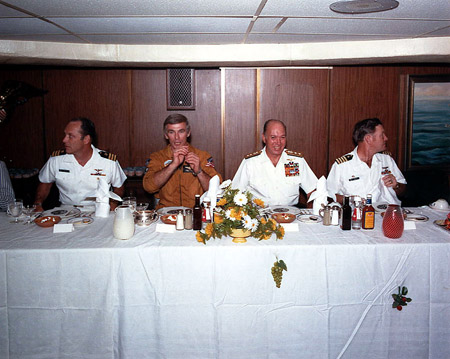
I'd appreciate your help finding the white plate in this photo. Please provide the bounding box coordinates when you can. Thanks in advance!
[157,206,190,215]
[405,214,428,222]
[268,205,301,215]
[297,214,322,223]
[67,217,94,226]
[428,205,450,212]
[43,206,81,218]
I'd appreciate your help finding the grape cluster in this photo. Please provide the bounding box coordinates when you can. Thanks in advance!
[271,259,287,288]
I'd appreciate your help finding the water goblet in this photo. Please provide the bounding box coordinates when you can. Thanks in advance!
[22,204,37,224]
[122,197,137,212]
[8,201,23,223]
[136,202,149,211]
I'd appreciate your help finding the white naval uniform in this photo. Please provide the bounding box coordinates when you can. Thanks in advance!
[39,145,126,206]
[326,147,406,205]
[232,147,318,206]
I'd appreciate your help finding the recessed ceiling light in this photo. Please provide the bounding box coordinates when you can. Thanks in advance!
[330,0,399,14]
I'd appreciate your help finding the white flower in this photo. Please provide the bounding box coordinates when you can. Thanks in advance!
[225,209,233,219]
[243,215,258,232]
[233,191,248,206]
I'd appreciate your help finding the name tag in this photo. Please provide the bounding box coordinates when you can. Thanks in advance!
[348,177,360,181]
[59,169,70,173]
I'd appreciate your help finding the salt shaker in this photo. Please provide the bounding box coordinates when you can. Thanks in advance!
[176,210,184,231]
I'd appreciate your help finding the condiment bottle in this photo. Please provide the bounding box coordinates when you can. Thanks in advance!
[193,194,203,230]
[341,195,352,230]
[202,197,211,223]
[352,195,362,230]
[176,209,184,231]
[184,209,193,230]
[362,194,375,230]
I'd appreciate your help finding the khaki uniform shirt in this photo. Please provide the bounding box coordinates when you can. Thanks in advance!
[143,145,221,209]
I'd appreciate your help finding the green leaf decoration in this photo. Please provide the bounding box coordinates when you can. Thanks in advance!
[402,286,408,295]
[278,260,288,271]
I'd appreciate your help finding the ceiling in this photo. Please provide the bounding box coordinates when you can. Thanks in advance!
[0,0,449,66]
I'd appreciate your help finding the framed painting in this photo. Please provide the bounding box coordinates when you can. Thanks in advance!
[407,74,450,171]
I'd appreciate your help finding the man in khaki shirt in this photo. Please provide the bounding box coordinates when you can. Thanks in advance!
[143,114,221,209]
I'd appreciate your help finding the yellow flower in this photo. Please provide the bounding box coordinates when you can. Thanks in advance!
[277,226,285,239]
[269,218,277,229]
[217,198,227,206]
[253,198,265,207]
[196,231,204,242]
[260,217,267,224]
[230,208,242,220]
[214,213,223,223]
[262,233,271,240]
[205,223,214,236]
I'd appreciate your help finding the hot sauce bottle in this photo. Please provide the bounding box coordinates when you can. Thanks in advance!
[193,195,203,230]
[362,194,375,230]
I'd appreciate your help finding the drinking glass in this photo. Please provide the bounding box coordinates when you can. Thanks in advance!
[136,202,149,211]
[8,201,23,223]
[122,197,137,212]
[22,204,37,224]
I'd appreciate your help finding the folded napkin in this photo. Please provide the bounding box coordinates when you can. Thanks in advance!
[95,178,123,217]
[281,223,299,232]
[53,223,74,233]
[201,175,222,208]
[308,176,328,215]
[156,223,176,233]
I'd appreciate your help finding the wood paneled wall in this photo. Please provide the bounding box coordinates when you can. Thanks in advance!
[1,64,449,187]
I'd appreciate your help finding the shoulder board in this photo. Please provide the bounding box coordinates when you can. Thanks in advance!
[379,150,392,156]
[245,150,262,159]
[99,150,117,161]
[335,154,353,164]
[51,149,66,157]
[285,150,303,158]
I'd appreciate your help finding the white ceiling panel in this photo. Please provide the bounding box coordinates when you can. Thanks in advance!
[260,0,450,19]
[82,33,246,45]
[0,17,67,34]
[1,0,263,16]
[52,17,252,34]
[275,18,450,36]
[0,0,448,65]
[246,33,402,44]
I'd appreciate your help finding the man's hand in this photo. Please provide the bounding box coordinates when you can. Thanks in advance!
[185,151,201,174]
[382,174,398,188]
[172,146,189,167]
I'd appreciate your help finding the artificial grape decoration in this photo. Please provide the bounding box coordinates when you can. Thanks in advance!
[271,259,287,288]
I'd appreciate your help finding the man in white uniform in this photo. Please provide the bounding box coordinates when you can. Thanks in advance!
[327,118,406,205]
[232,119,318,206]
[34,118,126,211]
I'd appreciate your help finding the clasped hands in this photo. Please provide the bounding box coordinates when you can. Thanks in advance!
[172,146,201,174]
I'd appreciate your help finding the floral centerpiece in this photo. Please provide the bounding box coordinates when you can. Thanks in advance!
[196,185,285,244]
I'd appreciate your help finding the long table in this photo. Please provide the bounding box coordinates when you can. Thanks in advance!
[1,207,449,359]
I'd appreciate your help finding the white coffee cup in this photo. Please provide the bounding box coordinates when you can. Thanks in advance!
[430,198,449,211]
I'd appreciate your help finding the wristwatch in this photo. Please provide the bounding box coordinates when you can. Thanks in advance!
[193,168,203,176]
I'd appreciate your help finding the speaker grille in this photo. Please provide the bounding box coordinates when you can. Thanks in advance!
[167,68,195,110]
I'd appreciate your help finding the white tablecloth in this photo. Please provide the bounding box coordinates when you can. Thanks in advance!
[0,207,449,359]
